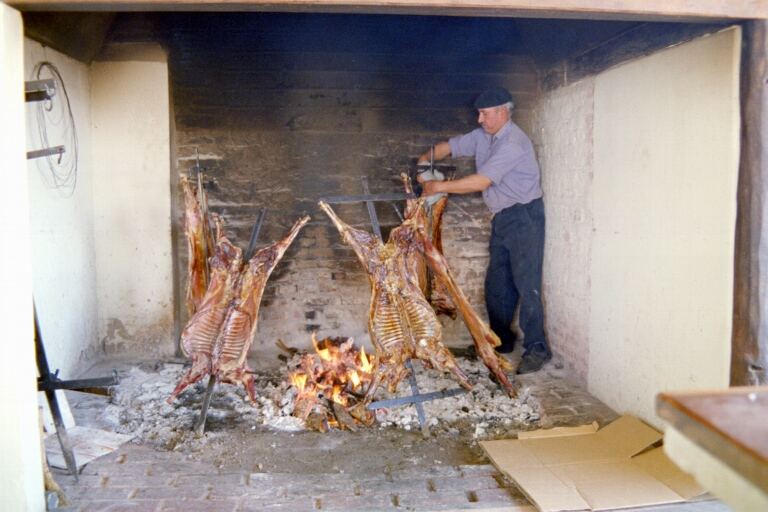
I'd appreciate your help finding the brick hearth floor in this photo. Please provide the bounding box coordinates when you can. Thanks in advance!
[49,360,730,512]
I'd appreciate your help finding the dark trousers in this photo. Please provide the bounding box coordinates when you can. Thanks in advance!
[484,198,549,356]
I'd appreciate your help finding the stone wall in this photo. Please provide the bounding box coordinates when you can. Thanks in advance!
[163,13,539,364]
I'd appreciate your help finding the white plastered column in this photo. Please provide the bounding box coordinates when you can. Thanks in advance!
[0,3,45,511]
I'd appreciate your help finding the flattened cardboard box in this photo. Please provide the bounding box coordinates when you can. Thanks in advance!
[480,415,705,511]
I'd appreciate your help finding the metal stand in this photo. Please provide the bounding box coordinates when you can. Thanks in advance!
[327,176,467,437]
[191,208,267,436]
[193,375,217,436]
[35,305,119,479]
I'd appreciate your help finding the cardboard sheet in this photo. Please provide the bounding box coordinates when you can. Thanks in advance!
[45,426,133,470]
[480,415,704,511]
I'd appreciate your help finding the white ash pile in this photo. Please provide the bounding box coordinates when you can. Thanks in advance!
[102,363,301,452]
[370,357,540,437]
[100,355,541,451]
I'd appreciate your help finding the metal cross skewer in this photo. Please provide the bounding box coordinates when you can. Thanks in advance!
[192,209,268,436]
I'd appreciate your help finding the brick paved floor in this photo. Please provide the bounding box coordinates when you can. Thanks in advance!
[49,359,730,511]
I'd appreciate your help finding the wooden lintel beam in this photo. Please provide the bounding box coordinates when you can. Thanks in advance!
[7,0,768,21]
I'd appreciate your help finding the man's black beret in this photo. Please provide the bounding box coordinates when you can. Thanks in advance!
[474,87,513,109]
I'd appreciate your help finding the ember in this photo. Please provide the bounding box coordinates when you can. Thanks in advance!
[289,334,376,431]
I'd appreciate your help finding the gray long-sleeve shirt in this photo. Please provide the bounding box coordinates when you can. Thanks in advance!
[448,121,542,214]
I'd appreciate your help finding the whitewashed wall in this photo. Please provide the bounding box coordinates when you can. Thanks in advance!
[589,27,740,423]
[533,78,595,384]
[91,44,175,358]
[1,4,44,511]
[25,40,98,378]
[534,28,740,425]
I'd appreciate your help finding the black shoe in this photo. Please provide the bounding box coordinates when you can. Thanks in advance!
[496,343,515,354]
[517,351,552,374]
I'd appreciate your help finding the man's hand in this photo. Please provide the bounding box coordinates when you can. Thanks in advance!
[415,168,430,184]
[422,180,443,197]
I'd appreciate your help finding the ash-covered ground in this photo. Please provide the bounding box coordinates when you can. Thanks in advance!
[99,355,541,455]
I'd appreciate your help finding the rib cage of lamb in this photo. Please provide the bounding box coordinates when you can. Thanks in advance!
[171,181,310,402]
[318,174,516,400]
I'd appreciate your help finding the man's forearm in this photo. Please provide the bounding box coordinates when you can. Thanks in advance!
[427,174,492,195]
[417,141,451,164]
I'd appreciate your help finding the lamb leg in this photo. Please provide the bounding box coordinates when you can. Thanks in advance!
[419,232,517,397]
[181,176,211,317]
[318,201,380,269]
[168,352,212,402]
[428,195,457,319]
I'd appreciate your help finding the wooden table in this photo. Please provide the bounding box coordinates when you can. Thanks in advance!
[656,386,768,494]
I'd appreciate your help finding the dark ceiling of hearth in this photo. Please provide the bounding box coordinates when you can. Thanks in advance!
[23,11,677,67]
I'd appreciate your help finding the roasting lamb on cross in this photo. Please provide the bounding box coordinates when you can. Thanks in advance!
[169,215,310,402]
[319,196,517,400]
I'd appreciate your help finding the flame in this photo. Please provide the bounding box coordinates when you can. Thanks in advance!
[289,335,376,431]
[359,346,373,373]
[312,332,333,361]
[331,385,346,405]
[291,373,307,391]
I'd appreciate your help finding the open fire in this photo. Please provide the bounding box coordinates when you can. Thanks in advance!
[289,334,377,431]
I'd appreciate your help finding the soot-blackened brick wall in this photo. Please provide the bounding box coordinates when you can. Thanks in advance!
[166,13,539,364]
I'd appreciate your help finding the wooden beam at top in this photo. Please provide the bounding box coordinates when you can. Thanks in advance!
[8,0,768,21]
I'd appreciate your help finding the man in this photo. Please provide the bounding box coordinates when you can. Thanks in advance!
[417,87,551,374]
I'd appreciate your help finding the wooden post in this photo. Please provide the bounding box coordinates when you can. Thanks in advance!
[732,20,768,386]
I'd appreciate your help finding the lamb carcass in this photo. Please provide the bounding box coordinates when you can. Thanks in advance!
[170,215,243,400]
[401,174,456,318]
[318,200,472,399]
[319,187,516,398]
[419,225,516,396]
[170,215,309,402]
[211,215,310,401]
[401,173,513,393]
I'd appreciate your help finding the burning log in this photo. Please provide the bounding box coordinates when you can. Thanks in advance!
[289,335,376,431]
